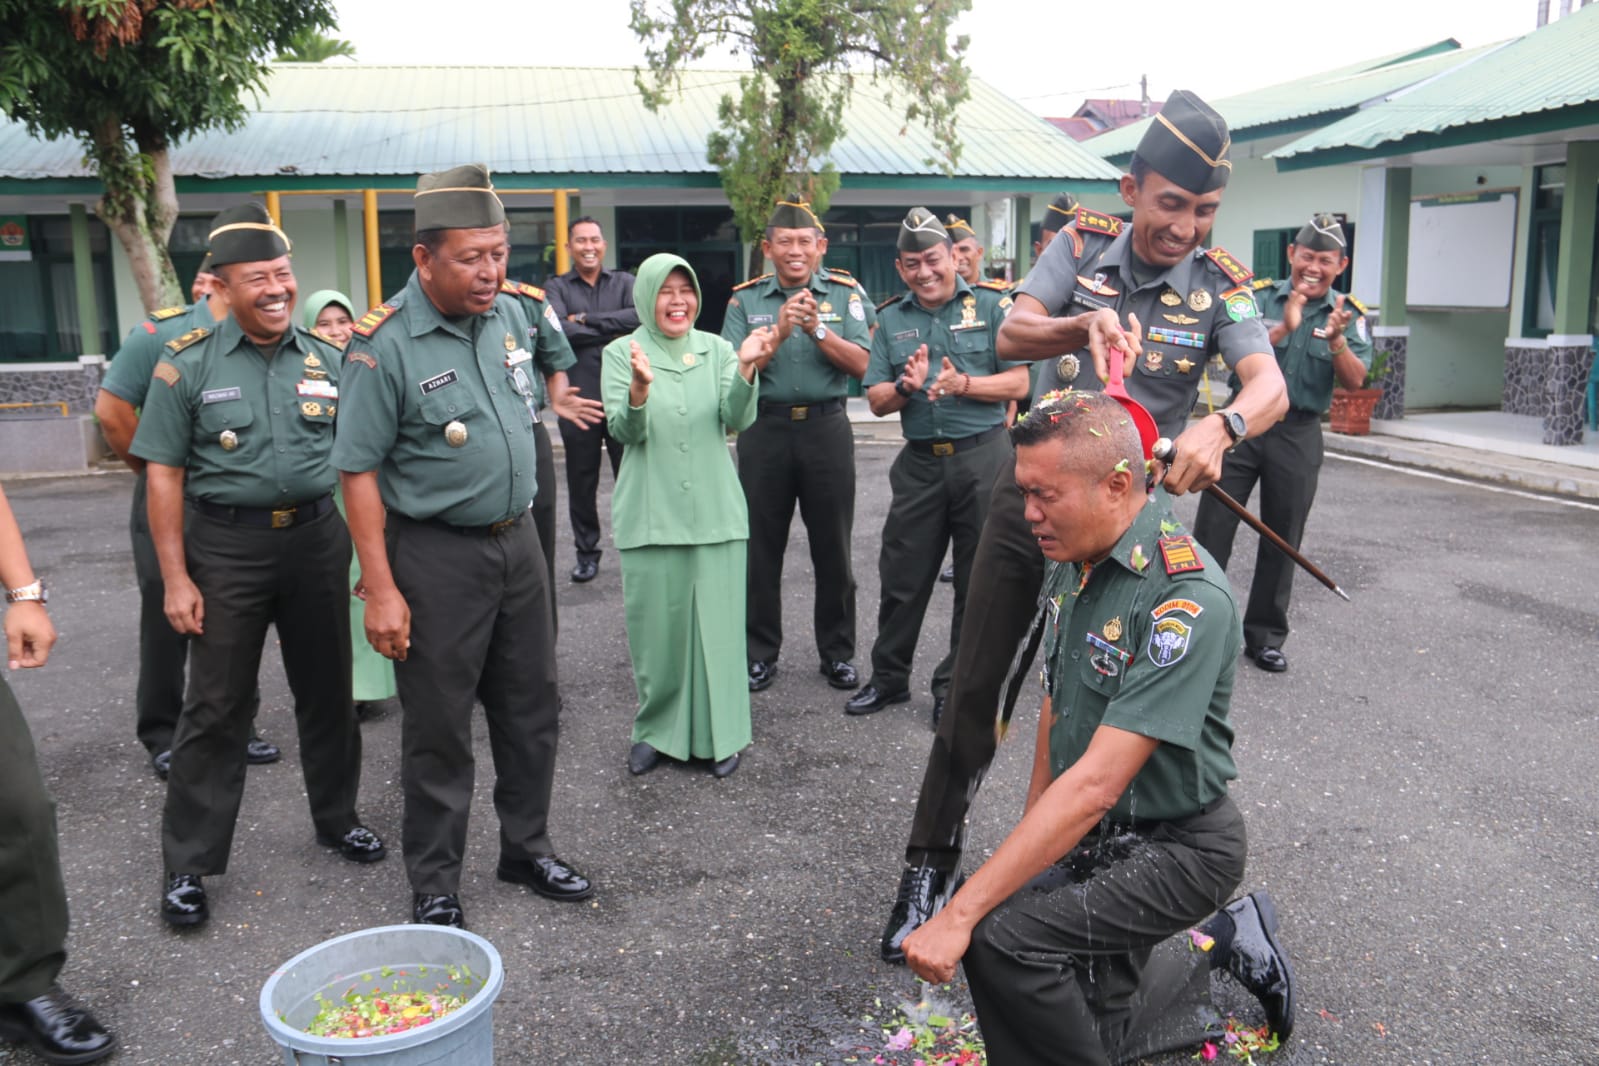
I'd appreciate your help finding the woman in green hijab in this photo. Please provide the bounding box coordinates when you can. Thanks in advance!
[602,254,776,778]
[305,290,397,713]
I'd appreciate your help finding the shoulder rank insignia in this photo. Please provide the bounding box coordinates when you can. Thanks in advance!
[732,273,773,292]
[501,280,546,301]
[1071,207,1123,237]
[1347,294,1369,315]
[876,292,905,313]
[1158,535,1205,576]
[974,278,1013,293]
[351,303,398,338]
[164,327,210,355]
[152,361,181,387]
[1251,277,1274,291]
[150,305,186,321]
[826,267,856,281]
[1202,246,1253,286]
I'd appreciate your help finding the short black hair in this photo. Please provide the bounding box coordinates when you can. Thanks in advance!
[569,215,603,239]
[1128,154,1151,188]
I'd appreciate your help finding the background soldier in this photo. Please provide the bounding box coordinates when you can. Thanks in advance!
[945,213,989,287]
[335,165,591,930]
[1193,213,1372,673]
[723,201,871,693]
[543,217,639,584]
[133,204,381,929]
[850,208,1029,721]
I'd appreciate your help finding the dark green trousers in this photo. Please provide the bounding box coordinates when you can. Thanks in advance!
[130,471,189,755]
[0,677,68,1003]
[161,506,361,873]
[963,799,1247,1066]
[387,513,562,895]
[1192,412,1323,651]
[868,429,1012,699]
[736,404,857,665]
[531,419,559,636]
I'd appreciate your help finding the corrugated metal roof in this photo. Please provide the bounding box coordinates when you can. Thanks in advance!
[1087,40,1480,161]
[0,64,1121,184]
[1272,6,1599,161]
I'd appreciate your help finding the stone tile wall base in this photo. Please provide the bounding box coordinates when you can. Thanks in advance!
[1374,335,1406,420]
[1543,344,1595,446]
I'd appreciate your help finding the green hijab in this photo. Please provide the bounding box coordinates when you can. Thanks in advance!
[633,253,703,360]
[302,289,354,333]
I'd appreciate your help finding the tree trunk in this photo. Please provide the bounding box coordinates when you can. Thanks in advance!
[91,119,181,313]
[746,243,765,279]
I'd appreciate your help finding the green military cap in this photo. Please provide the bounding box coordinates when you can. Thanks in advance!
[897,207,949,253]
[767,200,824,232]
[414,163,506,231]
[1041,193,1079,234]
[207,203,291,267]
[944,213,976,241]
[1294,212,1347,253]
[1134,89,1231,194]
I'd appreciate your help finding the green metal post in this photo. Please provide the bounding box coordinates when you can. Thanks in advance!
[68,202,102,355]
[1378,167,1410,328]
[1553,141,1598,336]
[332,199,352,300]
[1012,194,1032,281]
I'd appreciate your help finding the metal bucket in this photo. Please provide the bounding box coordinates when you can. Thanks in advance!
[259,924,504,1065]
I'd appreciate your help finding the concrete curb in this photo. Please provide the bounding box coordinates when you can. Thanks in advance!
[1325,431,1599,500]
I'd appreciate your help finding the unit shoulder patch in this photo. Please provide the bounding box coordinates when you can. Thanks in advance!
[732,273,774,292]
[150,305,186,321]
[1072,207,1123,237]
[1202,246,1253,285]
[152,361,182,387]
[501,280,546,302]
[1251,277,1275,291]
[1158,535,1206,576]
[351,303,398,338]
[163,327,210,355]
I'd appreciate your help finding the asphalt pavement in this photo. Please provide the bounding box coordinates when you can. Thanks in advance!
[2,429,1596,1065]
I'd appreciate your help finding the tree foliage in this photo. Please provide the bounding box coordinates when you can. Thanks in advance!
[0,0,336,311]
[274,28,356,63]
[631,0,971,275]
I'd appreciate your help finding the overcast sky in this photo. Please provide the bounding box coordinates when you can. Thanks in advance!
[328,0,1545,113]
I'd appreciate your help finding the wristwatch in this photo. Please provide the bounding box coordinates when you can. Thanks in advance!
[893,375,915,398]
[812,323,828,342]
[1218,409,1246,444]
[5,579,47,605]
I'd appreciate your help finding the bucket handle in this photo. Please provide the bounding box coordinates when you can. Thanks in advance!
[291,1054,342,1065]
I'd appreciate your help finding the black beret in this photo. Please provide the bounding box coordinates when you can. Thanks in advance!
[1133,90,1231,194]
[207,203,291,268]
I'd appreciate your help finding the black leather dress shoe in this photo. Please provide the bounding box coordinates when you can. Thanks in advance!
[1244,646,1288,673]
[880,865,952,963]
[748,659,778,692]
[245,734,281,765]
[938,563,955,583]
[151,749,171,780]
[0,985,117,1065]
[711,751,740,778]
[931,694,945,729]
[316,825,387,863]
[818,660,858,689]
[844,684,910,716]
[571,559,599,583]
[412,892,464,928]
[628,741,662,776]
[1220,892,1295,1041]
[496,855,594,902]
[161,873,208,928]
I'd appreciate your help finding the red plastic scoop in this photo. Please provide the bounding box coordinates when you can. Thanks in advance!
[1104,345,1159,460]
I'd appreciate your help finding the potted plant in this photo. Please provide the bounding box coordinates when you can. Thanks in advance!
[1328,351,1389,436]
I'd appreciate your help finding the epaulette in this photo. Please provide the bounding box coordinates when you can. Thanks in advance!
[732,273,773,292]
[1072,207,1123,237]
[163,327,210,355]
[826,267,856,280]
[1251,277,1274,291]
[1347,294,1369,315]
[501,280,546,302]
[150,305,186,321]
[974,279,1013,293]
[351,303,398,338]
[1202,246,1252,286]
[1158,535,1205,576]
[876,293,904,313]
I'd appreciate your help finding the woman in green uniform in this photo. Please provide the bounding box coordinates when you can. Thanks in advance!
[602,255,775,778]
[306,290,397,713]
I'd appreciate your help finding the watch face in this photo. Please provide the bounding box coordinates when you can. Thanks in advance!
[1225,412,1245,440]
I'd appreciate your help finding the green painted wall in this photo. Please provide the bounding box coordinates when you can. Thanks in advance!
[1406,309,1510,408]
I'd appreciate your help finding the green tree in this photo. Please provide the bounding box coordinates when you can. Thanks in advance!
[631,0,971,276]
[274,27,356,63]
[0,0,336,311]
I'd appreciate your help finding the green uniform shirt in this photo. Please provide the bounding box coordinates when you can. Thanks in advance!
[129,315,343,507]
[1039,500,1240,824]
[1250,279,1374,414]
[500,280,577,410]
[101,302,215,407]
[721,269,872,402]
[864,279,1020,441]
[331,271,541,527]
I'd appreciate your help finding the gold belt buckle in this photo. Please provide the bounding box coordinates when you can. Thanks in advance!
[790,405,810,421]
[270,507,295,529]
[489,516,516,535]
[931,441,955,457]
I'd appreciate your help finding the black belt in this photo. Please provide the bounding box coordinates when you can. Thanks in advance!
[1283,408,1322,422]
[393,508,528,538]
[907,423,1006,457]
[1104,792,1230,834]
[757,397,845,422]
[189,494,334,530]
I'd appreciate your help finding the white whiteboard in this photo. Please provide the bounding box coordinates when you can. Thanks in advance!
[1405,190,1518,309]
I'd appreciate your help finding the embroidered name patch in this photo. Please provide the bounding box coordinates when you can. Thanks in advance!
[893,329,919,342]
[1151,598,1204,619]
[419,369,459,395]
[201,387,242,405]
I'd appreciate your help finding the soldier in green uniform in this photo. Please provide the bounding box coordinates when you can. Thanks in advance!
[1193,213,1372,673]
[723,201,872,693]
[334,165,591,930]
[902,392,1295,1065]
[880,92,1290,963]
[132,204,383,929]
[0,486,117,1063]
[95,261,280,778]
[848,208,1030,720]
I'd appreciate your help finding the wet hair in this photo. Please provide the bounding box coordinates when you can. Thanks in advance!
[1012,390,1143,480]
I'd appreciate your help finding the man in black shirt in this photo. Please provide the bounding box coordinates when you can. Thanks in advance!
[543,217,640,583]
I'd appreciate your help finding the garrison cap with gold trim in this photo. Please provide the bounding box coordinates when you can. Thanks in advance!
[207,203,291,268]
[1294,212,1347,253]
[944,214,976,241]
[897,207,949,253]
[1041,193,1080,234]
[1134,90,1231,194]
[414,163,506,231]
[767,200,824,232]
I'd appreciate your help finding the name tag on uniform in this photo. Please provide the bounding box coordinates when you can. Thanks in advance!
[505,347,532,367]
[1071,291,1111,311]
[297,379,338,400]
[893,329,919,342]
[747,314,774,326]
[419,369,459,395]
[201,386,242,404]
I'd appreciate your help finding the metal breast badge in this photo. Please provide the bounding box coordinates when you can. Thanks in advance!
[1056,353,1080,382]
[444,420,468,447]
[219,429,238,451]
